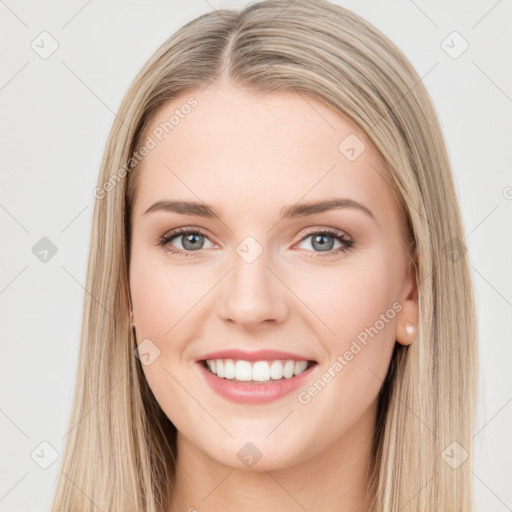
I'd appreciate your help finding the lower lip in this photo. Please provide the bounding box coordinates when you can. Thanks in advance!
[196,361,318,404]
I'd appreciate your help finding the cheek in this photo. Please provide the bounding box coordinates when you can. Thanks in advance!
[290,263,398,430]
[130,249,206,338]
[290,256,400,399]
[130,254,201,423]
[291,256,398,345]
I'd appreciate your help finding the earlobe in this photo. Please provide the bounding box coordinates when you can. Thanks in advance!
[398,320,416,346]
[397,319,416,346]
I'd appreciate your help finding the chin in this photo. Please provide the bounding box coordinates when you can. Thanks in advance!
[198,433,314,472]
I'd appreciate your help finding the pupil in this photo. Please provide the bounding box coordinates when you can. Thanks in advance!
[183,233,203,250]
[313,235,333,252]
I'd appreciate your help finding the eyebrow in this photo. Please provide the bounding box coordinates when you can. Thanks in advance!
[143,198,375,220]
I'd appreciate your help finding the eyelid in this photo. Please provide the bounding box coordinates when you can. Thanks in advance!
[161,225,212,240]
[298,225,352,240]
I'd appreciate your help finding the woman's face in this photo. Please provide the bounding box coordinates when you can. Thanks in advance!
[129,82,418,471]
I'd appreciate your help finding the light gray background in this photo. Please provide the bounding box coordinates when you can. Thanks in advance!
[1,1,511,510]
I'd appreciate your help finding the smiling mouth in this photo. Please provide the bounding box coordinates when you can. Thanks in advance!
[200,358,317,383]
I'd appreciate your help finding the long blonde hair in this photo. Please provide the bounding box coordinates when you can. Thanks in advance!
[51,1,479,510]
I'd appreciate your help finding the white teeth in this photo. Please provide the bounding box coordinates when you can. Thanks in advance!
[270,360,283,379]
[283,360,294,379]
[216,359,225,378]
[235,360,252,381]
[252,361,270,381]
[293,360,308,375]
[224,359,235,379]
[204,358,312,382]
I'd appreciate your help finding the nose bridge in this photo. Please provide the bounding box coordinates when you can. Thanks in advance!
[220,238,288,327]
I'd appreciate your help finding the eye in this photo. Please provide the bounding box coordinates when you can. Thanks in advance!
[156,226,354,258]
[156,227,215,256]
[295,227,354,258]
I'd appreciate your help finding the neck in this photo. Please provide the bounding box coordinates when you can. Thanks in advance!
[167,403,378,512]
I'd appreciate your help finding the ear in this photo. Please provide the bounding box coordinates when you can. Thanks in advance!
[396,250,419,346]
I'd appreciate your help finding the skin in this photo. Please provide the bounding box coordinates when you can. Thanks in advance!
[129,81,418,512]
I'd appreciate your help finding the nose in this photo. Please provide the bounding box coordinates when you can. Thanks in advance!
[219,248,289,330]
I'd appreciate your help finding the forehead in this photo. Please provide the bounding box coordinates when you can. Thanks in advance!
[132,83,397,225]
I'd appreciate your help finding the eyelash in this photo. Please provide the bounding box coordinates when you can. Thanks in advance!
[156,227,354,258]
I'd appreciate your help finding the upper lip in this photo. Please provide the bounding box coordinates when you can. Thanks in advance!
[196,349,317,363]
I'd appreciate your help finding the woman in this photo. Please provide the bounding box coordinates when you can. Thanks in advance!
[52,1,478,510]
